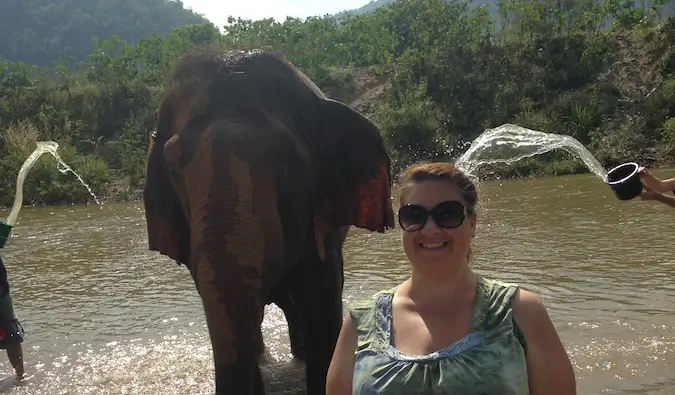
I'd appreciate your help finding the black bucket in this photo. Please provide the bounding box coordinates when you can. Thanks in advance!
[607,162,643,201]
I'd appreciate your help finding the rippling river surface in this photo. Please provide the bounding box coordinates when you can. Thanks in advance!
[0,171,673,394]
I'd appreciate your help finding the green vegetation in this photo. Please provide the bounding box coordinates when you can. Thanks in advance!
[1,0,675,207]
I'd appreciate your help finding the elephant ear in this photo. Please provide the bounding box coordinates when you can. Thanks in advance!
[312,98,395,259]
[143,100,191,267]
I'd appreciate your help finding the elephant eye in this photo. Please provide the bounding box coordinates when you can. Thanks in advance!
[150,130,157,139]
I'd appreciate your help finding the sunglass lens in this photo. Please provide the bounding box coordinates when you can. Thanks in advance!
[432,201,466,228]
[398,205,427,231]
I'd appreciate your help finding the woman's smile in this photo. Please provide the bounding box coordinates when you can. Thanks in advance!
[417,240,451,250]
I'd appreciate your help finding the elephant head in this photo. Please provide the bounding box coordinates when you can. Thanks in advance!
[143,48,394,394]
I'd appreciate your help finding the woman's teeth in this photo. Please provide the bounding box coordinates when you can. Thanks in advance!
[421,242,448,249]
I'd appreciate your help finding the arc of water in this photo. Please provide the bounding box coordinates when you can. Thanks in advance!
[454,124,608,183]
[5,141,101,226]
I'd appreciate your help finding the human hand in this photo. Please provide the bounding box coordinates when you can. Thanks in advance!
[638,167,664,192]
[640,184,662,201]
[640,190,662,200]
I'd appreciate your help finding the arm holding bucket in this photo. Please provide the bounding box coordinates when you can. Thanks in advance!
[637,168,675,207]
[640,188,675,208]
[638,168,675,193]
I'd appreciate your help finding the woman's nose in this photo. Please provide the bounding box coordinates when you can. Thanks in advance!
[419,216,442,234]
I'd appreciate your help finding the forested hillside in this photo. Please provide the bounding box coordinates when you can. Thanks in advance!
[0,0,674,207]
[344,0,670,17]
[0,0,209,66]
[344,0,498,15]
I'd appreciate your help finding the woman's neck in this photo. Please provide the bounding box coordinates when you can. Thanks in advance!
[403,264,476,304]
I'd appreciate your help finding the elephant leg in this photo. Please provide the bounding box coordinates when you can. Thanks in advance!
[254,365,266,395]
[291,229,345,395]
[187,266,271,384]
[196,271,266,395]
[274,289,306,362]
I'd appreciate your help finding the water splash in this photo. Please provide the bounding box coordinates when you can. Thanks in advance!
[455,124,608,182]
[5,141,101,226]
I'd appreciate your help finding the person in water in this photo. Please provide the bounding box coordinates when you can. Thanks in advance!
[326,162,576,394]
[0,254,24,377]
[638,167,675,208]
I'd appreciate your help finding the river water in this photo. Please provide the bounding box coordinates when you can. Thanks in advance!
[0,170,673,394]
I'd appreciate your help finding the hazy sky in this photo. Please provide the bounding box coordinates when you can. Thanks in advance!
[181,0,369,25]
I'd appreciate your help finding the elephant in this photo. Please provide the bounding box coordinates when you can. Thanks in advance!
[143,47,395,395]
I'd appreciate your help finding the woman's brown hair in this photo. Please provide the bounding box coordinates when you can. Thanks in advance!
[397,162,478,211]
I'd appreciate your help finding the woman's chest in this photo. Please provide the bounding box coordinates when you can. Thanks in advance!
[354,344,529,395]
[390,304,474,356]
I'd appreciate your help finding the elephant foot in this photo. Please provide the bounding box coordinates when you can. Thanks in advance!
[254,365,266,395]
[271,288,307,363]
[214,363,267,395]
[288,327,306,362]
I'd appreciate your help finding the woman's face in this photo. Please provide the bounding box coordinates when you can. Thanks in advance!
[399,180,476,272]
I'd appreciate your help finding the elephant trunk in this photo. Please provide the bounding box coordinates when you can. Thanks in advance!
[182,137,284,393]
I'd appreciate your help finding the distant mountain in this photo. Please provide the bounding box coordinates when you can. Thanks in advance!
[351,0,393,15]
[344,0,499,16]
[342,0,668,19]
[0,0,210,66]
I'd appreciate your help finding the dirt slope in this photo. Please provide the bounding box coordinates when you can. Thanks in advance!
[323,67,390,117]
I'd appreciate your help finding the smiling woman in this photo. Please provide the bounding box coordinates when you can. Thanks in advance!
[326,161,578,395]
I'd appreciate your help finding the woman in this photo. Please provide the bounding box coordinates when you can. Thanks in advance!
[326,162,576,394]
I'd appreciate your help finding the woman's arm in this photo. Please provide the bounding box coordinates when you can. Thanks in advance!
[640,178,675,207]
[639,169,675,193]
[654,192,675,207]
[641,190,675,208]
[513,288,577,395]
[660,177,675,192]
[326,313,358,395]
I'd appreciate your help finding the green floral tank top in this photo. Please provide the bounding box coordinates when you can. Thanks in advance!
[348,275,530,394]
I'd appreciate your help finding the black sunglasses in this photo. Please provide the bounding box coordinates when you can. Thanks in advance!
[398,200,472,232]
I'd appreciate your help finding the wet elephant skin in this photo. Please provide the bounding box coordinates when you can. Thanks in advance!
[143,48,394,395]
